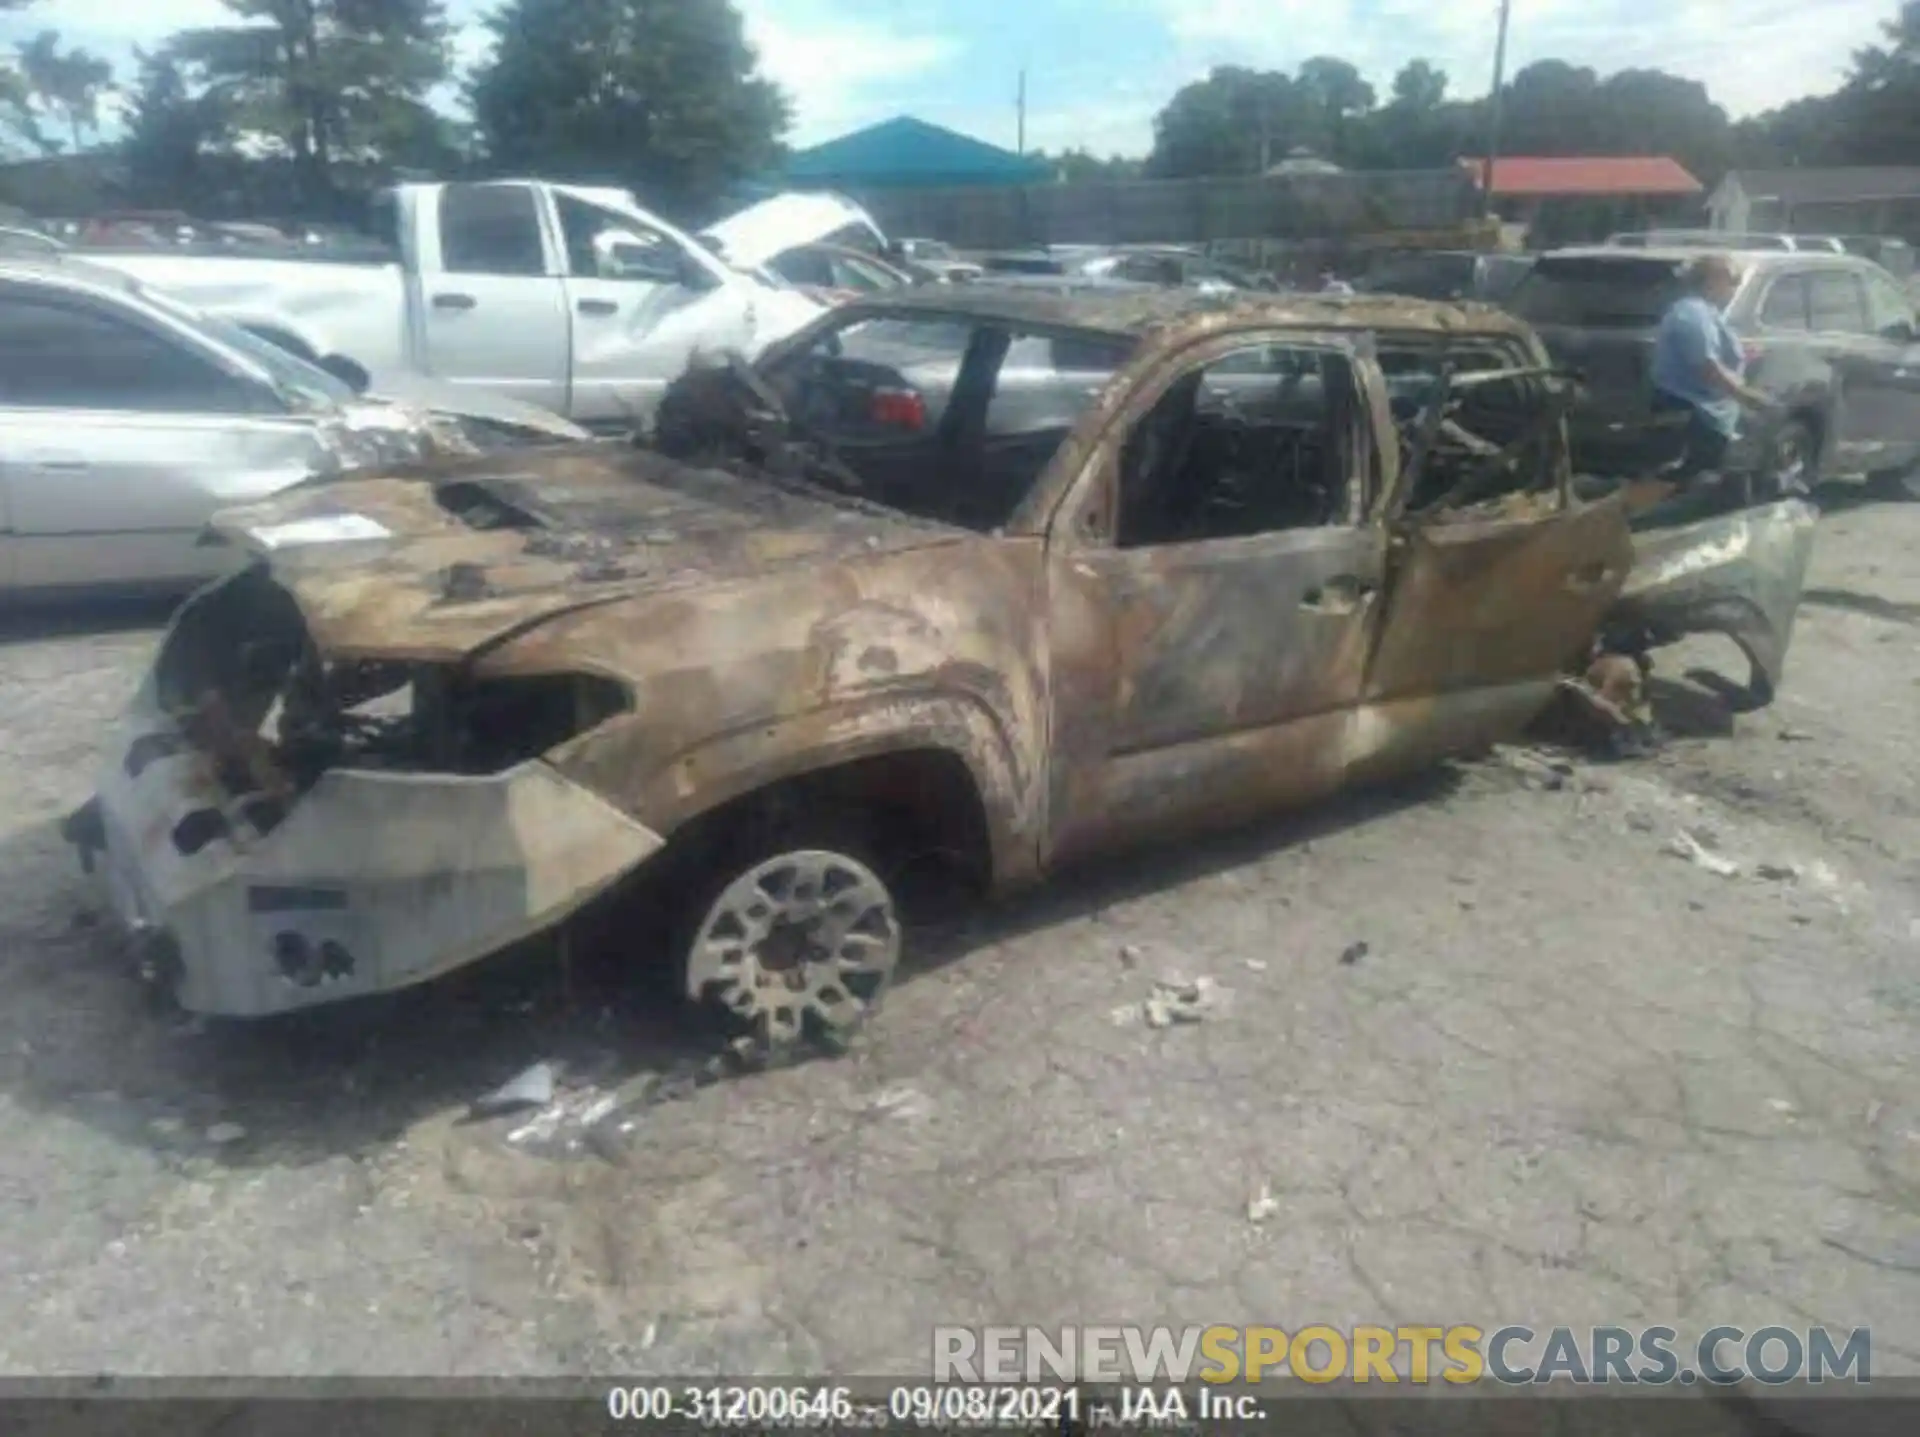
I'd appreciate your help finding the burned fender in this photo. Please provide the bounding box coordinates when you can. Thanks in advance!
[618,691,1040,890]
[1605,498,1819,706]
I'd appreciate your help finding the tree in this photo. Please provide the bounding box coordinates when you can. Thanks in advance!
[1146,66,1311,177]
[122,47,239,206]
[1390,59,1447,113]
[12,30,114,152]
[1295,55,1376,163]
[468,0,789,218]
[1036,148,1142,183]
[1352,60,1470,170]
[171,0,452,208]
[1828,0,1920,162]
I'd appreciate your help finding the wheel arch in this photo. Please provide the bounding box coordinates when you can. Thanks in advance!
[632,695,1040,893]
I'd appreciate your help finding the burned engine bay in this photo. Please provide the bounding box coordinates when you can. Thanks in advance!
[153,566,630,832]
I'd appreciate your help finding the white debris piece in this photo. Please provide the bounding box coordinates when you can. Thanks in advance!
[1247,1183,1280,1224]
[475,1061,558,1117]
[1144,977,1220,1028]
[205,1122,247,1146]
[1664,829,1741,878]
[860,1085,933,1122]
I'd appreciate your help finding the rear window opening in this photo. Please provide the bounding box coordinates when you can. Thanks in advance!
[1510,257,1688,328]
[1375,341,1565,514]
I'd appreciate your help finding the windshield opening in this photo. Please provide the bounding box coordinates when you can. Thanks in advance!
[706,313,1135,530]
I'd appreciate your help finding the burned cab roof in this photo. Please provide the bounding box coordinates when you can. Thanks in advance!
[829,284,1538,344]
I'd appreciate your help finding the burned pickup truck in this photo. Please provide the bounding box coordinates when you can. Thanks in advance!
[64,288,1816,1047]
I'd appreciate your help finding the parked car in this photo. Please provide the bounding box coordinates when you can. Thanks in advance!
[758,242,919,304]
[0,225,64,257]
[1836,235,1915,282]
[0,256,589,600]
[1508,245,1920,490]
[1352,249,1535,303]
[64,287,1814,1040]
[979,245,1260,293]
[78,181,835,431]
[892,238,984,283]
[1603,230,1847,254]
[1073,246,1258,293]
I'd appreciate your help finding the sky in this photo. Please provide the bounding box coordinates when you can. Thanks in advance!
[2,0,1905,157]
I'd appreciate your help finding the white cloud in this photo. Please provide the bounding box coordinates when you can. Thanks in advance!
[433,1,955,145]
[734,0,957,145]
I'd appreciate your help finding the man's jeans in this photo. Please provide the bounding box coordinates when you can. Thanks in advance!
[1637,390,1749,530]
[1651,389,1734,481]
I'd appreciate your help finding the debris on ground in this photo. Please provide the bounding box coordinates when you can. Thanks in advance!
[1114,977,1222,1029]
[1491,743,1576,790]
[1118,944,1143,968]
[504,1086,617,1153]
[1245,958,1269,973]
[857,1085,933,1123]
[1778,726,1814,742]
[1755,862,1799,882]
[204,1122,247,1147]
[1664,829,1741,878]
[1247,1183,1280,1224]
[1535,651,1663,759]
[473,1061,558,1118]
[1339,941,1369,967]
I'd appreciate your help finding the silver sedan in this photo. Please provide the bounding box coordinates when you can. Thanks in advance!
[0,256,591,600]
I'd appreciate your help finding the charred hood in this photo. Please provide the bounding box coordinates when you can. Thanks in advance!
[205,442,962,661]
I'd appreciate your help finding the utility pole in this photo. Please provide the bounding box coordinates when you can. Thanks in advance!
[1016,68,1027,155]
[1482,0,1513,215]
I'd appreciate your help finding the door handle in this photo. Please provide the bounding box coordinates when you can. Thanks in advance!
[576,299,618,316]
[1299,575,1378,613]
[431,292,476,310]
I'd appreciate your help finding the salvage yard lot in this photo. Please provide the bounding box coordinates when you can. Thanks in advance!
[0,496,1917,1376]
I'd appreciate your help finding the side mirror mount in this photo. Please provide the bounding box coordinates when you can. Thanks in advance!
[1881,318,1915,344]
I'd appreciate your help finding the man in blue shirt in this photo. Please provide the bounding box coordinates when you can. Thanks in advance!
[1649,253,1782,490]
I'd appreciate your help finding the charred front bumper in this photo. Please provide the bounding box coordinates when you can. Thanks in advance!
[1607,498,1819,705]
[67,570,661,1018]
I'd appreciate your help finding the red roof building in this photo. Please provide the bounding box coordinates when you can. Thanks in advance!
[1459,156,1703,198]
[1457,157,1705,245]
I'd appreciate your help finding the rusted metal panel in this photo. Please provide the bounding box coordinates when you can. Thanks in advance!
[1364,495,1636,703]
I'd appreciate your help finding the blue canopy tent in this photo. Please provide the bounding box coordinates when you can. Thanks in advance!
[780,116,1049,191]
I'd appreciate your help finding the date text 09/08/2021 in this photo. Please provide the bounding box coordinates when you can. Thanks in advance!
[600,1383,1277,1428]
[604,1383,1140,1428]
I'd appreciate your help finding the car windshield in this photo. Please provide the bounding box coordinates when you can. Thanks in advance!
[1508,256,1688,327]
[137,285,354,409]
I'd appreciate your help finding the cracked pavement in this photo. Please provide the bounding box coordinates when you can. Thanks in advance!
[0,495,1915,1379]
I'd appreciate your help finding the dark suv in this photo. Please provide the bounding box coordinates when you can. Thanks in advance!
[1508,246,1920,489]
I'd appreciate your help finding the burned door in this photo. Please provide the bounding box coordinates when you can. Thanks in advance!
[1043,333,1388,865]
[1354,354,1634,780]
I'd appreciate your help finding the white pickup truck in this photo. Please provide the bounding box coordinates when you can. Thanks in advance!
[81,181,884,429]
